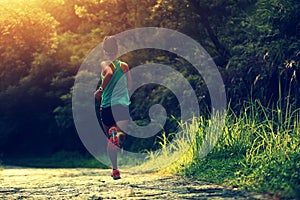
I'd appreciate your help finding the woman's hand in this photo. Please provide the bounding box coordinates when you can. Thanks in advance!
[94,89,102,100]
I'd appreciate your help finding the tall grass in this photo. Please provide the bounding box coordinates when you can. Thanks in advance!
[144,99,300,198]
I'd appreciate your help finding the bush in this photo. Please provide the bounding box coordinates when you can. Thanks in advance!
[146,100,300,198]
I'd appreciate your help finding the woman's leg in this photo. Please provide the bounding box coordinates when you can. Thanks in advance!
[103,105,129,171]
[106,120,128,170]
[101,122,109,135]
[102,122,118,170]
[116,120,128,146]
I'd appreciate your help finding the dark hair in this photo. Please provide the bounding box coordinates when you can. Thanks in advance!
[103,36,118,56]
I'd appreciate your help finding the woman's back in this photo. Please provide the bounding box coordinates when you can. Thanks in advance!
[100,60,130,108]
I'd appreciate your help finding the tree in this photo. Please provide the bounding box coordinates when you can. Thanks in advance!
[227,0,300,107]
[0,1,58,90]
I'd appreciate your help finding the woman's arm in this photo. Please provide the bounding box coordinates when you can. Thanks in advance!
[120,62,132,92]
[94,62,113,100]
[126,71,132,93]
[100,61,114,90]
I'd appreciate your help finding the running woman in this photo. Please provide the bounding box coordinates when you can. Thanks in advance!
[94,36,132,180]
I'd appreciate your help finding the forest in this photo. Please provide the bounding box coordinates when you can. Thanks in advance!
[0,0,299,198]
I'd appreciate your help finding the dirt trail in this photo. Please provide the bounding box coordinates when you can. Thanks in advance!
[1,167,270,199]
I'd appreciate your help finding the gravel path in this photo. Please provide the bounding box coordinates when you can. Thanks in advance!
[1,167,271,199]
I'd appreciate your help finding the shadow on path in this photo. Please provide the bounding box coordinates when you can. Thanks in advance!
[1,167,273,199]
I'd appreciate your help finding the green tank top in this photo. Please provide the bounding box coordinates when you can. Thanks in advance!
[101,60,131,108]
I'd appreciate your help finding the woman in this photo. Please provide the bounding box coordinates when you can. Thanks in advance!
[94,36,132,180]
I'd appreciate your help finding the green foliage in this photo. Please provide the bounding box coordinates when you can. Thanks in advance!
[156,100,300,198]
[0,2,299,190]
[225,0,300,107]
[0,1,58,90]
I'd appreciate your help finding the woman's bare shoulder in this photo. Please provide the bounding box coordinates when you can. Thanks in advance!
[101,60,111,68]
[120,61,129,73]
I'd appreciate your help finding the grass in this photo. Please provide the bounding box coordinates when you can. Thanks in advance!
[143,99,300,199]
[3,151,108,169]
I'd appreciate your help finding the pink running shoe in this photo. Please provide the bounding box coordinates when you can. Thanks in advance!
[111,169,121,180]
[108,126,120,149]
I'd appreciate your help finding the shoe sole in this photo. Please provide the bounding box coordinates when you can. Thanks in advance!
[113,176,121,180]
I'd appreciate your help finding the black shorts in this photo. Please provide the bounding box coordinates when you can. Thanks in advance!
[100,104,130,127]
